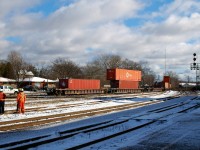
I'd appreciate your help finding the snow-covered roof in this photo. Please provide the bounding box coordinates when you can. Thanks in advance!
[25,71,34,76]
[20,77,56,82]
[179,82,196,87]
[0,77,16,82]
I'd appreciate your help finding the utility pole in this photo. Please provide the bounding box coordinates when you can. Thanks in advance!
[190,53,200,90]
[165,48,166,75]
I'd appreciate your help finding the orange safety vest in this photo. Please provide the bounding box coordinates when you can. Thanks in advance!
[0,92,6,101]
[17,92,26,103]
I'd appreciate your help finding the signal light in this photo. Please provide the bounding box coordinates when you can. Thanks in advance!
[191,53,198,71]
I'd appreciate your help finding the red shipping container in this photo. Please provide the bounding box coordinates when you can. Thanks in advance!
[110,80,139,89]
[107,69,141,81]
[59,79,100,89]
[163,76,170,83]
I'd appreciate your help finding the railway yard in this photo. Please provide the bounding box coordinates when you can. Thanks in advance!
[0,91,200,150]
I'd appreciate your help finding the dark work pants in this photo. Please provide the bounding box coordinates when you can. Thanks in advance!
[16,102,19,112]
[0,101,5,114]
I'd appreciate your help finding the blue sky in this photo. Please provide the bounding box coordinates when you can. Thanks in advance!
[1,0,200,81]
[24,0,172,28]
[27,0,61,16]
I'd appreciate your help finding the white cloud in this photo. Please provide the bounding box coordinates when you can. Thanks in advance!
[46,0,142,29]
[162,0,200,16]
[0,0,200,80]
[0,0,41,19]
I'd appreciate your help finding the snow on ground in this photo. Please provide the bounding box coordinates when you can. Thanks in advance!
[0,91,199,150]
[149,90,180,98]
[0,91,179,122]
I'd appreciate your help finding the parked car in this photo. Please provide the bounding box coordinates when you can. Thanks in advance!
[0,85,18,95]
[23,85,39,92]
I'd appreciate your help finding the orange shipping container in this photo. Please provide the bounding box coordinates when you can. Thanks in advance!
[110,80,139,89]
[59,79,100,90]
[107,69,141,81]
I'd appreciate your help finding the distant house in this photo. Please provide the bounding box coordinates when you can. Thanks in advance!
[0,77,16,87]
[179,82,196,88]
[19,77,56,89]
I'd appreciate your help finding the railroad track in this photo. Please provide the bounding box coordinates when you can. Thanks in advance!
[4,100,109,114]
[4,92,166,114]
[6,91,164,100]
[0,100,161,132]
[1,96,198,150]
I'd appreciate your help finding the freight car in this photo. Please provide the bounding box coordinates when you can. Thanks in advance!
[46,68,162,95]
[47,78,105,95]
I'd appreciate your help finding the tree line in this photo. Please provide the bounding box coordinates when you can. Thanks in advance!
[0,51,179,88]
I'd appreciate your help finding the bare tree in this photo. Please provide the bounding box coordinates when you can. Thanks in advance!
[83,54,123,86]
[83,54,144,86]
[26,63,39,77]
[82,63,101,79]
[121,59,142,70]
[37,65,51,79]
[0,60,14,78]
[7,51,27,81]
[140,61,156,86]
[50,57,82,79]
[94,54,122,69]
[165,71,180,88]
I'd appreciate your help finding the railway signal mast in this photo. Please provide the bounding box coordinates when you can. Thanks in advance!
[190,53,199,89]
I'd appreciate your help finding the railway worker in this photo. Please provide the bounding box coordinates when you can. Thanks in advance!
[0,89,6,114]
[17,88,26,114]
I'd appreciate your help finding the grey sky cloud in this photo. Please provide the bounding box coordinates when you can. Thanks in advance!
[0,0,200,81]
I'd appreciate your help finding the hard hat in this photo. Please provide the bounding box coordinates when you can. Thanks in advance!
[18,88,24,92]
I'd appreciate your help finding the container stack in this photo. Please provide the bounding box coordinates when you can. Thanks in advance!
[107,68,142,89]
[163,76,171,89]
